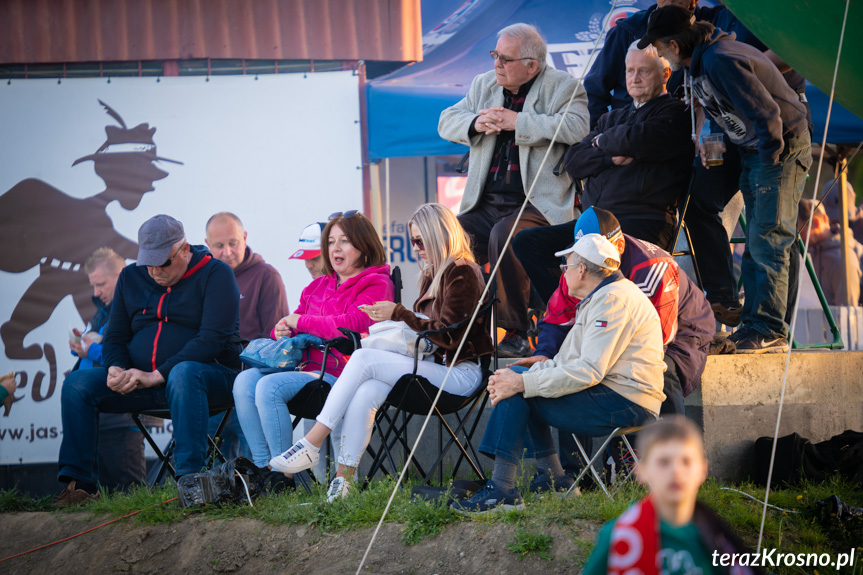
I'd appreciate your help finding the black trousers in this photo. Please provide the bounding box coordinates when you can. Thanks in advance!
[458,201,548,332]
[513,216,674,306]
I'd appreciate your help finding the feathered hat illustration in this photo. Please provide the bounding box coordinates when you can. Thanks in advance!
[73,100,182,166]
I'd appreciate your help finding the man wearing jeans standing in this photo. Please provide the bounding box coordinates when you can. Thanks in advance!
[54,215,242,506]
[641,6,812,353]
[453,234,665,514]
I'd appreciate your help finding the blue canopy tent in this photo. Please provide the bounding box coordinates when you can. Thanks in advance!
[367,0,863,161]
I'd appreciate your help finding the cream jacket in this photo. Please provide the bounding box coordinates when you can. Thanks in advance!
[438,66,589,226]
[522,273,666,415]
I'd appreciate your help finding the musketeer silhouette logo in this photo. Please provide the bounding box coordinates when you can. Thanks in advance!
[0,100,181,401]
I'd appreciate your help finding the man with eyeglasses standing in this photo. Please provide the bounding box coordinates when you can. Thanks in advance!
[53,214,243,506]
[439,23,589,358]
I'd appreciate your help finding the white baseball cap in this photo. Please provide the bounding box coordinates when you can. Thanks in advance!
[555,233,621,270]
[289,222,324,260]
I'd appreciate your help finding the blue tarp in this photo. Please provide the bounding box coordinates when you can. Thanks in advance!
[367,0,863,160]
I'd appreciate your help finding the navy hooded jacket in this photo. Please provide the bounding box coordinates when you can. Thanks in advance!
[102,244,242,378]
[583,4,784,128]
[689,29,808,165]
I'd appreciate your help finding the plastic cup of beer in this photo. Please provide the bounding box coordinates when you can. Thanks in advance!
[702,133,725,167]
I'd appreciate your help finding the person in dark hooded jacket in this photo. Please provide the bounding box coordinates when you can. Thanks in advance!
[54,215,242,507]
[641,6,811,353]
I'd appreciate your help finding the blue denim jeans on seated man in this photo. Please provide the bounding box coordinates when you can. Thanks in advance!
[232,368,337,468]
[58,361,238,484]
[739,130,812,338]
[479,366,656,465]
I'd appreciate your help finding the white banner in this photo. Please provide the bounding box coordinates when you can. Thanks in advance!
[0,72,363,464]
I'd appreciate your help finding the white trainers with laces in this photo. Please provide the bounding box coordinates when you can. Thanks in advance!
[326,476,352,503]
[269,440,319,474]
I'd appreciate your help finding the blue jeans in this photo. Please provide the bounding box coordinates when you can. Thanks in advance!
[232,368,337,467]
[739,131,812,337]
[58,362,238,483]
[479,371,655,465]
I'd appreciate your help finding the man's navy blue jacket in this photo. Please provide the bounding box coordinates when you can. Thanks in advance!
[689,30,808,165]
[564,92,694,226]
[102,245,242,378]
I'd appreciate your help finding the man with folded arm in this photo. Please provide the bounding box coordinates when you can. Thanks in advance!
[453,233,665,515]
[54,214,242,507]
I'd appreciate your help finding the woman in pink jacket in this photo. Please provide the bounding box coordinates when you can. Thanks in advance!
[233,211,394,486]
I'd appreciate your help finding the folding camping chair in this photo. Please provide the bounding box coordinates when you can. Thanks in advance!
[363,295,498,486]
[563,425,645,500]
[131,402,235,486]
[284,265,403,491]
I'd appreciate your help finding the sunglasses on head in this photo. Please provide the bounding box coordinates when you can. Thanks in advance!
[410,237,425,251]
[156,243,183,268]
[328,210,360,220]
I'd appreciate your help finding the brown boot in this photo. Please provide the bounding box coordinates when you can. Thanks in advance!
[52,481,100,509]
[710,301,742,327]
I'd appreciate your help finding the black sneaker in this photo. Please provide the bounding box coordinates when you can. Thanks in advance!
[497,332,531,358]
[730,328,789,354]
[528,472,577,494]
[451,482,525,515]
[263,470,295,494]
[710,300,742,327]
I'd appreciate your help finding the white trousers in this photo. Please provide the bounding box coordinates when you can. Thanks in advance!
[315,348,482,468]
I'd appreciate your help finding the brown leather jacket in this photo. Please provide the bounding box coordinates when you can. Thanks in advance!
[392,259,494,366]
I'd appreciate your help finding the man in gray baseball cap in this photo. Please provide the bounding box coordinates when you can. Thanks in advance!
[54,214,243,507]
[136,214,186,266]
[454,233,666,514]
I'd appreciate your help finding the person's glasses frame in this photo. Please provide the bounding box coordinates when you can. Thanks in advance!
[490,50,537,65]
[157,242,184,268]
[410,237,425,251]
[559,262,583,273]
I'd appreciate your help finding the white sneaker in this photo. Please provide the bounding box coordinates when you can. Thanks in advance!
[269,440,319,474]
[326,476,352,503]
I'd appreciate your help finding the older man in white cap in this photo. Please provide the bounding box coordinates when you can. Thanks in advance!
[454,233,666,514]
[54,214,242,507]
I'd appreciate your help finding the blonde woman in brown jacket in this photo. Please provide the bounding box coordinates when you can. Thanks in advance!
[270,203,493,501]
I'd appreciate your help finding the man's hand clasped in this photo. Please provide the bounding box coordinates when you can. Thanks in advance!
[487,367,526,407]
[107,366,165,395]
[474,107,518,135]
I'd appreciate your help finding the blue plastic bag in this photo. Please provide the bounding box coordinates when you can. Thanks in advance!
[239,333,324,372]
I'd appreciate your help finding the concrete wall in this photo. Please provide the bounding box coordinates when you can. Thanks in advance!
[686,351,863,480]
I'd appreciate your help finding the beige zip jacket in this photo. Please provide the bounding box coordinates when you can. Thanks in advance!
[438,66,589,226]
[522,273,666,415]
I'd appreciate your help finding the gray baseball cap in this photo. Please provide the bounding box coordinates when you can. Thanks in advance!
[137,215,185,266]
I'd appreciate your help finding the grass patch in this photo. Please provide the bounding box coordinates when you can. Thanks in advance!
[3,472,861,574]
[507,527,554,561]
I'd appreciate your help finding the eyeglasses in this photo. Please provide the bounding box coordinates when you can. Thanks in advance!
[490,50,536,65]
[559,262,582,273]
[328,210,360,220]
[410,237,425,251]
[156,243,183,268]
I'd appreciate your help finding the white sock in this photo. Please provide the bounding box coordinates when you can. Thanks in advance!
[299,437,320,453]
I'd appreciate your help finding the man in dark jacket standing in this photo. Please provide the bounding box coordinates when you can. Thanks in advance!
[205,212,289,340]
[641,7,811,353]
[54,215,242,506]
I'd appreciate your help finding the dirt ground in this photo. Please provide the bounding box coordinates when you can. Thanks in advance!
[0,512,600,574]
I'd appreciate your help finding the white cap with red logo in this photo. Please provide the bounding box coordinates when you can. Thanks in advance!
[289,223,324,260]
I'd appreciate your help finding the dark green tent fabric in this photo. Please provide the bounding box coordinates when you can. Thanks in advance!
[723,0,862,121]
